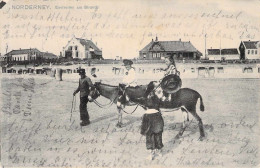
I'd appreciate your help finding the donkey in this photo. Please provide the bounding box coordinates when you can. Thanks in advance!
[89,82,206,140]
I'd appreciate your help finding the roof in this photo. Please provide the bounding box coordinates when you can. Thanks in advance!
[41,52,58,58]
[76,38,102,52]
[242,41,259,49]
[5,48,41,56]
[208,48,239,55]
[140,40,198,52]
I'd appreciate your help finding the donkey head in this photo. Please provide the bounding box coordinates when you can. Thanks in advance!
[89,82,101,100]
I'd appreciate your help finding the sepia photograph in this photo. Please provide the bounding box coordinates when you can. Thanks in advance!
[0,0,259,167]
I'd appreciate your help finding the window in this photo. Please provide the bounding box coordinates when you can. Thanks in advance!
[153,53,156,58]
[191,68,195,73]
[75,46,78,50]
[76,52,79,58]
[248,50,250,54]
[255,50,257,55]
[69,46,72,50]
[251,50,254,54]
[143,54,146,58]
[156,53,161,58]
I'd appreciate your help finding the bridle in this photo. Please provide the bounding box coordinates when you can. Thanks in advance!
[90,85,117,108]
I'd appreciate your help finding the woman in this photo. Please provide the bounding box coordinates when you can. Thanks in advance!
[162,55,179,77]
[160,55,180,100]
[142,55,179,101]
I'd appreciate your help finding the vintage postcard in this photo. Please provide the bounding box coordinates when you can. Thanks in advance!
[0,0,259,167]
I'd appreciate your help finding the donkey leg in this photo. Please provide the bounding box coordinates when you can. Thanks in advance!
[190,110,205,140]
[116,106,123,128]
[176,107,189,139]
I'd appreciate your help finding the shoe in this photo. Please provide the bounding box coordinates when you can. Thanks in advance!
[80,120,90,126]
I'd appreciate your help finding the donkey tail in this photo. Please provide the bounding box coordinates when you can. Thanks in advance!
[199,94,205,112]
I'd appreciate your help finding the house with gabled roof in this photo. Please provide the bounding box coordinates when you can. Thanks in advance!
[207,48,240,61]
[139,37,201,60]
[239,40,260,60]
[62,36,103,60]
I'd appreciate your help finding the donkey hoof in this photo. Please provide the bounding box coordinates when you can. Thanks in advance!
[175,134,180,139]
[116,123,122,128]
[198,136,205,141]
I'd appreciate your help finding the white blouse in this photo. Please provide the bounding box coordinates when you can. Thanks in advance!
[122,68,137,86]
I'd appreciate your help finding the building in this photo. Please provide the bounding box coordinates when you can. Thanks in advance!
[41,52,58,60]
[5,48,42,62]
[207,48,240,61]
[239,41,260,60]
[139,37,201,60]
[62,36,103,60]
[3,48,57,63]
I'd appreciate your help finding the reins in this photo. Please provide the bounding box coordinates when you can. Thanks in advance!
[93,98,115,108]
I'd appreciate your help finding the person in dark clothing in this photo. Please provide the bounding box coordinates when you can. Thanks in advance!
[73,69,93,126]
[141,97,164,160]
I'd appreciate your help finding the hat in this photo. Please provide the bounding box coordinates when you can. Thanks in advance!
[123,59,133,66]
[78,69,86,75]
[161,74,182,94]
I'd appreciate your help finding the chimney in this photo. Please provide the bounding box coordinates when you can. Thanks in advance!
[179,38,181,41]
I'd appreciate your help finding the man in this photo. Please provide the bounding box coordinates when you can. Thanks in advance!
[73,69,93,126]
[117,59,137,106]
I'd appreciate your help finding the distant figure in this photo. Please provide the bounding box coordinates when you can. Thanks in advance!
[91,67,97,78]
[73,69,93,126]
[141,98,164,160]
[0,1,6,9]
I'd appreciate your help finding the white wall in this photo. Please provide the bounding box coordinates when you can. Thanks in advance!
[12,54,28,61]
[63,37,86,59]
[245,49,260,60]
[208,54,239,61]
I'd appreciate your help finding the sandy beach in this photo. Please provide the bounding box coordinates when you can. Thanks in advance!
[1,70,259,167]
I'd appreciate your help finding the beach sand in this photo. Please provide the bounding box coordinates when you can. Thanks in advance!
[0,73,259,167]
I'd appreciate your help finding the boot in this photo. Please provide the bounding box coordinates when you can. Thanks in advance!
[80,120,90,126]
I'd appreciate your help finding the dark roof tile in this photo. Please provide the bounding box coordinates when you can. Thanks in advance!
[243,41,259,49]
[140,41,198,52]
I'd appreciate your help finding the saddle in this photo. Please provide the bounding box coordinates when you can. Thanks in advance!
[160,74,182,94]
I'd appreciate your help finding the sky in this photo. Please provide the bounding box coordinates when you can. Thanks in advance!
[0,0,259,59]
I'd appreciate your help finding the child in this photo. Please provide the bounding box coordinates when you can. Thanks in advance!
[141,98,164,160]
